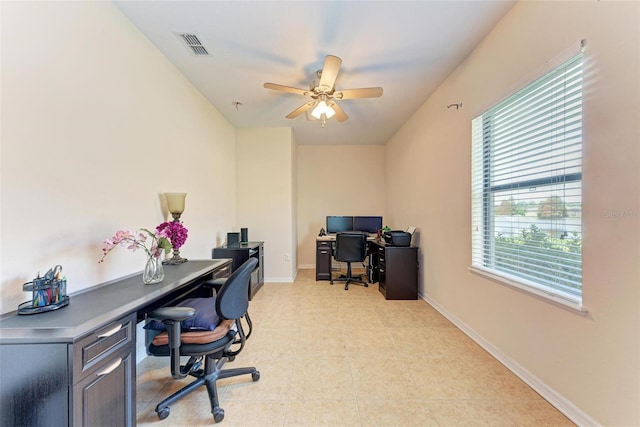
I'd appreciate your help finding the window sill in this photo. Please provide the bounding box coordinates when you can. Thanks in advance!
[469,266,588,316]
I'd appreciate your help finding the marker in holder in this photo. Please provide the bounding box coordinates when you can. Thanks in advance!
[18,265,69,315]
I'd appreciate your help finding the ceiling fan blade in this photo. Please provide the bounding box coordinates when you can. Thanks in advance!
[286,101,316,119]
[330,102,348,122]
[334,87,383,99]
[318,55,342,92]
[264,82,310,97]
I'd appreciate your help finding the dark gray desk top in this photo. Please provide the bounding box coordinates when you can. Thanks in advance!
[0,259,231,344]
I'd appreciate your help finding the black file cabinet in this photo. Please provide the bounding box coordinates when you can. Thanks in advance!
[370,241,418,300]
[212,242,264,300]
[316,239,333,281]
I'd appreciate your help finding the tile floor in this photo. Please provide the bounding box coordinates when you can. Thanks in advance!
[136,269,575,426]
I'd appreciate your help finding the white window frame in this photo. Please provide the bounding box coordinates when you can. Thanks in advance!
[470,49,585,314]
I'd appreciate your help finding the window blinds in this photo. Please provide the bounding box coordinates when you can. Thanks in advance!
[471,53,583,302]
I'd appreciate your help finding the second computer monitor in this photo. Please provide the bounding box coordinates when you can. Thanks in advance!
[353,216,383,233]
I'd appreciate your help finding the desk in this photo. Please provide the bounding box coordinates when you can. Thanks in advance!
[316,236,419,300]
[0,259,232,427]
[315,234,378,282]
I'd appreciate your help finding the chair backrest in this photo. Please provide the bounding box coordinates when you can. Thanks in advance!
[215,258,258,320]
[334,232,367,263]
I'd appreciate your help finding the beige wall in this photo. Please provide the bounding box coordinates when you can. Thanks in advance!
[296,145,386,268]
[0,1,237,314]
[236,128,297,281]
[385,1,639,425]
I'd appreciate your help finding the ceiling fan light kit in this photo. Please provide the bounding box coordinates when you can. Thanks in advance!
[264,55,382,127]
[310,96,335,120]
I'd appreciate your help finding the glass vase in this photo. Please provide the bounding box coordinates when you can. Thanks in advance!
[142,254,165,284]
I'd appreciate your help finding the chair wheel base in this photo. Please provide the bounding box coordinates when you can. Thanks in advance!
[156,406,170,420]
[252,371,261,381]
[213,408,225,423]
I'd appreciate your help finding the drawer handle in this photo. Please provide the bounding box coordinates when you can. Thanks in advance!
[98,324,123,338]
[97,358,122,376]
[379,268,385,273]
[320,250,328,254]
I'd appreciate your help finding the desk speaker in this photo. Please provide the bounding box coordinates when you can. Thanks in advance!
[240,228,248,243]
[227,232,240,246]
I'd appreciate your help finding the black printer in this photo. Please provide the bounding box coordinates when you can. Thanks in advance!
[383,230,412,247]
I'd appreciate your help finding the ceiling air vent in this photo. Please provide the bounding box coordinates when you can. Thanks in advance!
[176,33,210,57]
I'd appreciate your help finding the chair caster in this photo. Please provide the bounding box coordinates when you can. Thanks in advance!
[156,406,170,420]
[213,408,225,423]
[252,370,261,381]
[228,355,236,362]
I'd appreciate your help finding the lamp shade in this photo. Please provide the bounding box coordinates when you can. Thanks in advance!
[165,193,187,214]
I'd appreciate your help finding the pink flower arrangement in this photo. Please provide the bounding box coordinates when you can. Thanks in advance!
[156,221,188,249]
[99,229,172,263]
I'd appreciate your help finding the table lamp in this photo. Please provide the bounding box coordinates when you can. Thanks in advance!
[164,192,188,264]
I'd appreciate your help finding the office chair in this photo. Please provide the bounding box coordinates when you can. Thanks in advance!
[147,258,260,423]
[331,231,369,290]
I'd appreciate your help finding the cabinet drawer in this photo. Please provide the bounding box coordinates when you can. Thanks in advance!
[316,241,332,250]
[72,346,134,427]
[316,247,332,256]
[74,313,135,381]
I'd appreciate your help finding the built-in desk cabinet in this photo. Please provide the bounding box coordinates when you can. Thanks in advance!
[0,343,69,427]
[369,241,419,300]
[72,313,136,427]
[212,242,264,300]
[0,312,136,427]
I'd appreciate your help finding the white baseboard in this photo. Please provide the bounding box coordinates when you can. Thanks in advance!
[264,277,295,283]
[421,294,601,427]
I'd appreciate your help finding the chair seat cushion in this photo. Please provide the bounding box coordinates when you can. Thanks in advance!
[151,319,236,346]
[144,297,220,332]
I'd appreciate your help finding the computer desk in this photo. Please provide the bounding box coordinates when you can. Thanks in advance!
[0,259,232,427]
[316,234,419,300]
[315,233,378,282]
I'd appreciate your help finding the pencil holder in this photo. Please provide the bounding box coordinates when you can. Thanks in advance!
[18,268,69,315]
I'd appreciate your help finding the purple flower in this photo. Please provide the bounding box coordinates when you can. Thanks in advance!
[156,222,189,249]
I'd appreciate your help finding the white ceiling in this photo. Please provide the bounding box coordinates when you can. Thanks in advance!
[114,1,515,146]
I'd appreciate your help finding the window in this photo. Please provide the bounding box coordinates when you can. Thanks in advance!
[471,53,583,307]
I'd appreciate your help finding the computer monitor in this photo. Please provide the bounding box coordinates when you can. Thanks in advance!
[326,216,354,234]
[353,216,383,233]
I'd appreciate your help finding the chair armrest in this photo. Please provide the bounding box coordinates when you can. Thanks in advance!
[149,306,196,323]
[149,307,196,353]
[204,278,227,293]
[149,307,196,380]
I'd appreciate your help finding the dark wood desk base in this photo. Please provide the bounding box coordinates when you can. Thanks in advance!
[315,237,419,300]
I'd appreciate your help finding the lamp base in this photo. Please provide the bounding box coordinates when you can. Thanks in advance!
[162,248,187,265]
[162,256,187,265]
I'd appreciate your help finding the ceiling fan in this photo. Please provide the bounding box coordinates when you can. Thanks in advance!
[264,55,383,127]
